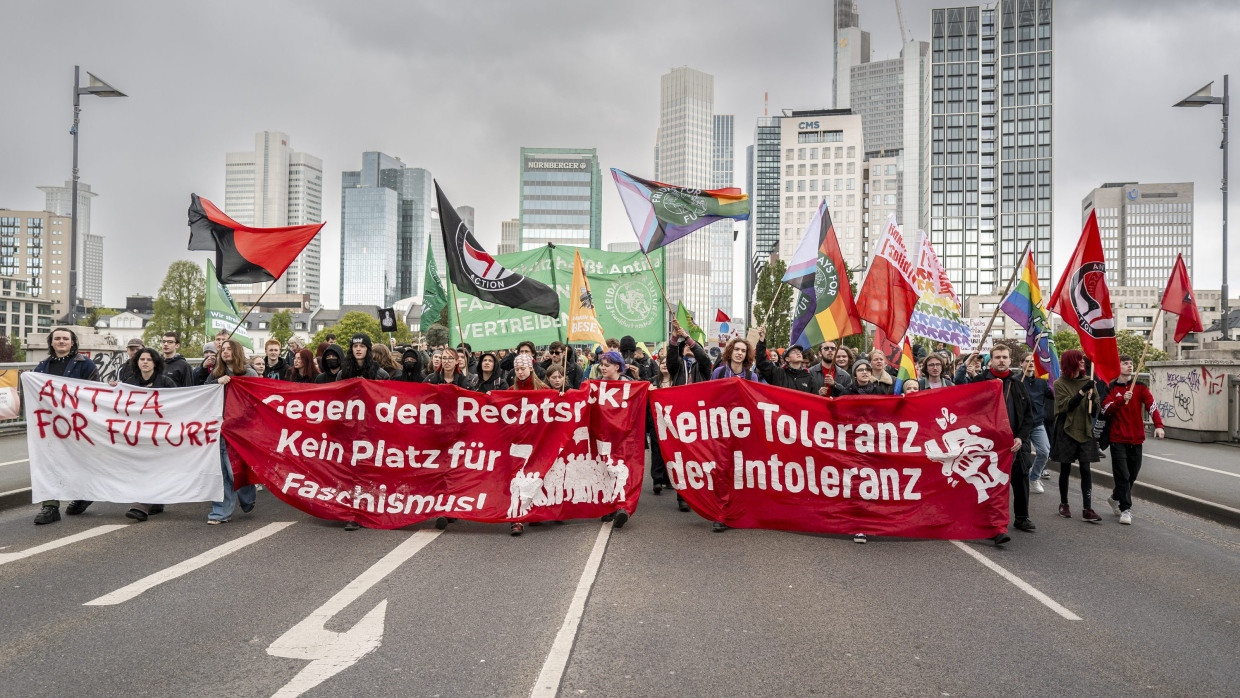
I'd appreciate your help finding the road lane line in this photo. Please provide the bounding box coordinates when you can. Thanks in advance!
[269,529,443,698]
[84,521,296,606]
[0,487,31,498]
[950,540,1082,621]
[0,525,128,566]
[0,458,29,467]
[531,521,614,698]
[1146,454,1240,478]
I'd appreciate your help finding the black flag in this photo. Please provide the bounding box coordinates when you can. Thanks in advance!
[378,307,397,332]
[435,182,559,317]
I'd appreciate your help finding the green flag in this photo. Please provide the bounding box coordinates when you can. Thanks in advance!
[204,259,253,350]
[675,301,707,346]
[420,247,447,334]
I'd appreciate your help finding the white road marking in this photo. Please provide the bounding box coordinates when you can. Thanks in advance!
[950,540,1082,621]
[0,458,29,467]
[84,521,296,606]
[531,521,614,698]
[0,525,128,567]
[1146,454,1240,479]
[0,487,31,498]
[268,529,442,698]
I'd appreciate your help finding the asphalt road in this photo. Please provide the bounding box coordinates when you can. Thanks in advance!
[1,443,1238,697]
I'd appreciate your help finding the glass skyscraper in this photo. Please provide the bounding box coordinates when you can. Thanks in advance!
[518,148,601,250]
[929,1,1053,297]
[711,114,736,317]
[748,116,783,303]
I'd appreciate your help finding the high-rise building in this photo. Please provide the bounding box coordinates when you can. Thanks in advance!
[498,218,521,255]
[778,110,867,269]
[518,148,601,250]
[833,0,870,110]
[1082,182,1194,288]
[0,210,73,317]
[748,116,783,303]
[607,241,640,254]
[37,180,104,306]
[224,131,323,304]
[655,67,715,316]
[929,2,1054,298]
[710,114,736,317]
[339,152,435,307]
[456,206,475,234]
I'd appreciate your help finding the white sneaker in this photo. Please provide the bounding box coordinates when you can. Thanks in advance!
[853,533,867,544]
[1030,479,1045,494]
[1120,510,1132,525]
[1108,497,1122,516]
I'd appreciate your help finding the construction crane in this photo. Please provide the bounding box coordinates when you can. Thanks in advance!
[894,0,914,42]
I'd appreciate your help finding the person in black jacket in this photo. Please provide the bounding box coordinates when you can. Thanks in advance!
[314,344,346,383]
[159,331,193,387]
[970,343,1035,542]
[754,326,822,395]
[287,348,318,383]
[392,347,425,383]
[32,327,101,525]
[1018,352,1055,492]
[539,341,583,389]
[666,322,711,385]
[473,352,509,393]
[841,359,886,396]
[121,347,179,522]
[339,334,389,381]
[628,343,656,383]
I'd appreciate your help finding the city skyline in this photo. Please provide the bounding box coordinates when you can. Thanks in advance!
[2,1,1239,312]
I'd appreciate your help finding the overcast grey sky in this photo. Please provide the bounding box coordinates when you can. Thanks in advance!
[3,0,1239,311]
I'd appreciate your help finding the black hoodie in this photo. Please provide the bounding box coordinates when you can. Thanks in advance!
[314,345,347,383]
[162,353,193,387]
[392,349,425,383]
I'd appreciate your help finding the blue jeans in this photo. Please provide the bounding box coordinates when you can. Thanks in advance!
[209,440,255,521]
[1027,425,1050,481]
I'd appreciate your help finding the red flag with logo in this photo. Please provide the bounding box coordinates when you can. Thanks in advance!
[856,216,919,342]
[1161,253,1204,343]
[1049,210,1121,382]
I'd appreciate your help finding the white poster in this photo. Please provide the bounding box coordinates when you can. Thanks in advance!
[23,373,225,503]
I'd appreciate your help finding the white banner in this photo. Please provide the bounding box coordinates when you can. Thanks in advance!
[23,373,225,503]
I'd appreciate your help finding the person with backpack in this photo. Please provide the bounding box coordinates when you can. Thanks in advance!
[710,337,764,382]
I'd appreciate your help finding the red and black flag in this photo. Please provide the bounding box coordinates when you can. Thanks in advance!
[435,182,558,317]
[188,194,324,284]
[1049,210,1121,382]
[1161,253,1203,343]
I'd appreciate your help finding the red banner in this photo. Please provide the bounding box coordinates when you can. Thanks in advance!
[223,378,648,529]
[650,380,1014,539]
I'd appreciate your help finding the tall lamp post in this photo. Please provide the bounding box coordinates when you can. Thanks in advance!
[69,65,126,322]
[1174,76,1230,340]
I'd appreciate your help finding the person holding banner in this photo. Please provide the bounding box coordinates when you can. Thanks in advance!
[545,366,567,394]
[594,350,632,530]
[288,348,317,383]
[867,350,897,395]
[710,337,763,382]
[509,353,549,391]
[754,327,821,394]
[1051,350,1103,522]
[120,347,180,522]
[32,327,100,525]
[969,343,1035,539]
[314,344,346,383]
[840,359,886,396]
[207,339,258,525]
[540,341,582,389]
[473,352,509,393]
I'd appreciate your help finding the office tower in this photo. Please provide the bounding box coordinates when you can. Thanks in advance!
[777,110,867,269]
[929,2,1054,297]
[655,66,714,316]
[0,210,72,317]
[1082,182,1194,287]
[339,152,434,307]
[498,218,521,255]
[37,180,103,306]
[518,148,602,250]
[833,0,870,110]
[607,241,640,254]
[224,131,323,303]
[711,114,736,317]
[748,116,782,303]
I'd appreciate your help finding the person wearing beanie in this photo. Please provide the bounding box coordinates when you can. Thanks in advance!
[509,353,549,390]
[339,333,389,381]
[193,342,220,385]
[841,359,886,396]
[753,327,822,395]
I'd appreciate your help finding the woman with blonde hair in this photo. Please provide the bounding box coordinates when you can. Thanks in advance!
[207,339,258,524]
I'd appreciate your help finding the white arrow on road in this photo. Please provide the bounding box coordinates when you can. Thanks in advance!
[267,529,442,698]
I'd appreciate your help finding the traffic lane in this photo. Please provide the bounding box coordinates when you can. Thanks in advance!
[561,492,1122,697]
[0,494,440,697]
[1077,441,1240,518]
[0,433,30,496]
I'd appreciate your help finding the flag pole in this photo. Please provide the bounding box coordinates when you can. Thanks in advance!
[447,281,468,350]
[974,241,1032,354]
[1136,306,1164,373]
[225,281,276,343]
[760,283,787,327]
[641,250,675,317]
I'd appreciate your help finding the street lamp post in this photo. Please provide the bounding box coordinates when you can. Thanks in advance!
[69,65,126,322]
[1175,76,1230,340]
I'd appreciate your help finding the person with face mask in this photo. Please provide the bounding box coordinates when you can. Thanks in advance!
[391,347,425,383]
[314,344,346,383]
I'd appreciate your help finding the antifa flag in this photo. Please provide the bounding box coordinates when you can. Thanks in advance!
[435,183,559,317]
[1049,210,1120,382]
[188,194,324,284]
[1161,253,1203,343]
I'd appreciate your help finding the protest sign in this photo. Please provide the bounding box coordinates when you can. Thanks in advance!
[23,373,224,503]
[223,377,648,529]
[649,379,1014,539]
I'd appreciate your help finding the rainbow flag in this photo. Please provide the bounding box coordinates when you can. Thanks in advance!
[612,169,750,253]
[786,199,863,348]
[897,338,918,382]
[1000,249,1060,381]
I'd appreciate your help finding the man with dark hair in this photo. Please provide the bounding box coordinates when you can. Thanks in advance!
[540,340,583,389]
[159,331,193,387]
[970,342,1034,543]
[807,340,852,396]
[339,334,389,381]
[1101,354,1165,525]
[325,333,337,345]
[33,327,100,525]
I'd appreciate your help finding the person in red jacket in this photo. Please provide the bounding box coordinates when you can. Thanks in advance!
[1100,354,1165,525]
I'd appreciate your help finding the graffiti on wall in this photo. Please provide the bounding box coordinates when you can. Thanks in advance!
[1157,369,1200,423]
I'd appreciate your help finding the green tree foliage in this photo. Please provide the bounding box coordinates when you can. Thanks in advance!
[268,310,294,347]
[310,311,384,349]
[1051,329,1080,355]
[78,307,118,328]
[1115,330,1167,370]
[143,261,205,350]
[0,336,22,362]
[425,323,450,349]
[751,259,791,349]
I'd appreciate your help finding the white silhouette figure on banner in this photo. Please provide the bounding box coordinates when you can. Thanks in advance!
[923,424,1008,503]
[506,426,628,516]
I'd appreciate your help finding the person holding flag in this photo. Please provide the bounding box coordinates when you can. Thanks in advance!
[969,343,1036,541]
[1049,210,1120,383]
[1100,355,1166,525]
[1052,349,1104,523]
